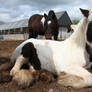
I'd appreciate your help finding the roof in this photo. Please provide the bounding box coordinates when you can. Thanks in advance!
[0,19,28,30]
[56,11,72,26]
[0,11,72,30]
[56,11,65,19]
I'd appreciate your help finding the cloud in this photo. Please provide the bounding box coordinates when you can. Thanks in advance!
[0,0,92,22]
[0,13,12,22]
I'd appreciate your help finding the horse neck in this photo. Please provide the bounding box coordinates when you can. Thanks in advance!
[68,17,87,47]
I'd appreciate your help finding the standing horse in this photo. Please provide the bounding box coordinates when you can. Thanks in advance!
[44,10,59,40]
[9,8,92,88]
[28,10,59,40]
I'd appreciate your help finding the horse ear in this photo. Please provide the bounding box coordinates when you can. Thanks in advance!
[44,13,47,19]
[48,10,56,19]
[80,8,89,17]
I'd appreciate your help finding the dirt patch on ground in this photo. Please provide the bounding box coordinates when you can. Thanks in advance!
[0,40,92,92]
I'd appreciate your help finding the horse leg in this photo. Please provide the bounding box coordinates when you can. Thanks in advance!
[29,34,32,38]
[11,42,41,87]
[33,33,38,39]
[12,64,37,88]
[29,30,38,39]
[29,29,33,38]
[10,55,28,76]
[54,32,58,40]
[58,66,92,88]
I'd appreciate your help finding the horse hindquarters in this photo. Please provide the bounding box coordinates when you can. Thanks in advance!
[58,66,92,88]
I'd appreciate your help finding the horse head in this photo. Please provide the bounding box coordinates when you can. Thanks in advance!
[44,10,59,40]
[80,8,92,47]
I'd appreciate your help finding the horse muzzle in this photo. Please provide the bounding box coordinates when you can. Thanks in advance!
[45,34,53,40]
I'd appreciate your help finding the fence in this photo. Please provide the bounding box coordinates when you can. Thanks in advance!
[2,33,29,40]
[1,29,72,40]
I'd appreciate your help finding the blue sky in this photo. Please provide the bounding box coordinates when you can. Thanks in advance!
[0,0,91,23]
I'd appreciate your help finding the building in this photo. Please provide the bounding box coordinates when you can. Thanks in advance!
[56,11,72,40]
[0,19,29,40]
[0,11,72,40]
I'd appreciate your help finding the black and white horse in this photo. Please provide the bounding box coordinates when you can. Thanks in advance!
[10,8,92,88]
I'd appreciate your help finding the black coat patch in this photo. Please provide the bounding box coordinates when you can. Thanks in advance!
[86,21,92,42]
[86,43,92,55]
[21,63,30,69]
[86,43,92,62]
[21,42,41,70]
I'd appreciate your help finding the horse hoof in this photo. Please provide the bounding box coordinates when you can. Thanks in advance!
[12,69,36,88]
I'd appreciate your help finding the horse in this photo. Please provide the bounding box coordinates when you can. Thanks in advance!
[28,10,59,40]
[9,8,92,88]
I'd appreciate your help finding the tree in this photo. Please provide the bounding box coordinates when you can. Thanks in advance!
[72,20,79,24]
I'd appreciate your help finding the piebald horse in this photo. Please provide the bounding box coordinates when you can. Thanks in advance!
[10,8,92,88]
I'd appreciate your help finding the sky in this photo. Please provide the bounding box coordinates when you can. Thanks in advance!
[0,0,91,23]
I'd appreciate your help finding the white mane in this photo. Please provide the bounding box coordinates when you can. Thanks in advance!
[68,17,87,45]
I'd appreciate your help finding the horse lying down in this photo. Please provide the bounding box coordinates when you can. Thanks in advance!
[10,8,92,88]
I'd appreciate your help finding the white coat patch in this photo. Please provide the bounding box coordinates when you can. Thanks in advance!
[48,21,51,25]
[41,17,45,27]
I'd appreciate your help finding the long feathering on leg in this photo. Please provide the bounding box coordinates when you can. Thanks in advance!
[12,69,39,88]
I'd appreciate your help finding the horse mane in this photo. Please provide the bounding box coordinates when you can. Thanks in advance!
[48,10,58,23]
[67,17,87,47]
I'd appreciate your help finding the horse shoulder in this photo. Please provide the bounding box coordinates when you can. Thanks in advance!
[11,39,35,62]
